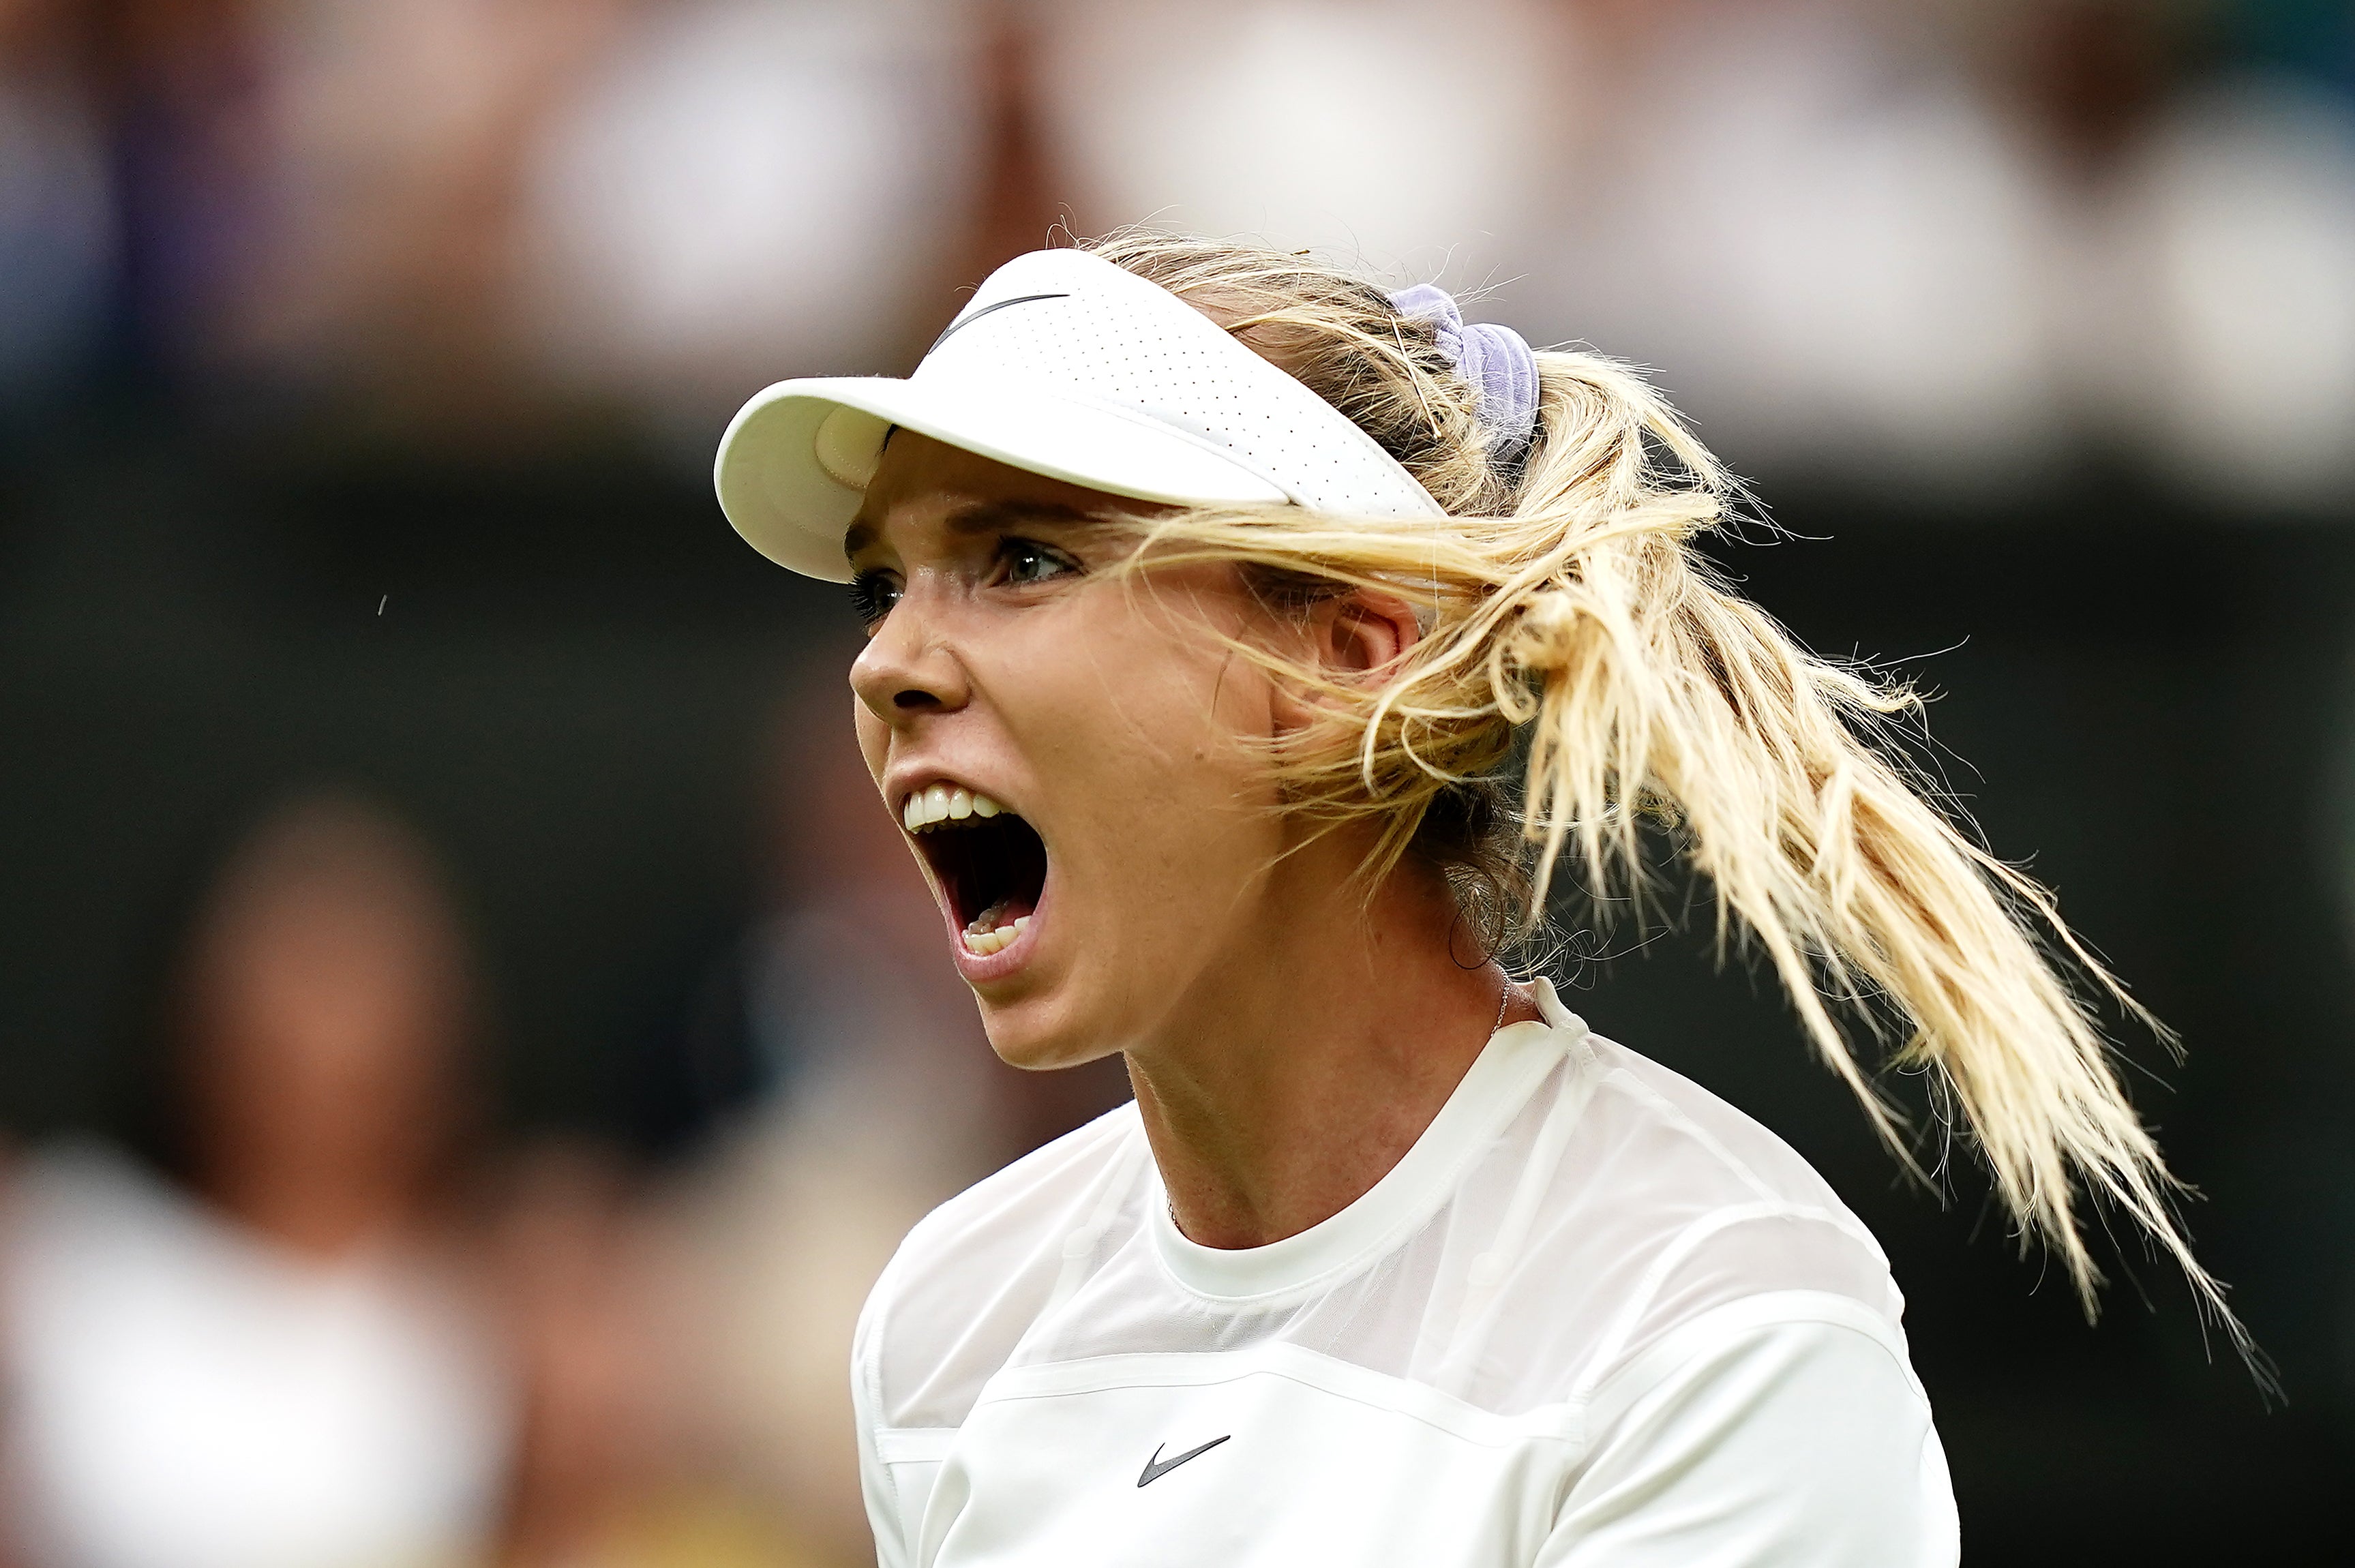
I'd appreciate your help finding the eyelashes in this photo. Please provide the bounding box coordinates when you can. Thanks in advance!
[1004,538,1079,585]
[847,538,1077,629]
[849,571,900,628]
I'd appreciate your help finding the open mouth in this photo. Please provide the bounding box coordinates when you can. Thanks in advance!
[903,785,1049,958]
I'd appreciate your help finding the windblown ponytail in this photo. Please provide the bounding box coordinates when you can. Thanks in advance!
[1083,230,2243,1348]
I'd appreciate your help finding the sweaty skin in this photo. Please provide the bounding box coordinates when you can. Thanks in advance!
[847,432,1536,1250]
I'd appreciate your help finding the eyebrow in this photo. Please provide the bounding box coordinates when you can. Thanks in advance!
[944,499,1101,535]
[842,498,1110,568]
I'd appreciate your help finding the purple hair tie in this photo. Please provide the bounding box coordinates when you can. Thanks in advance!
[1388,283,1539,465]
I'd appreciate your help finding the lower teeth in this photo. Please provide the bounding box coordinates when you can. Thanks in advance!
[961,909,1031,956]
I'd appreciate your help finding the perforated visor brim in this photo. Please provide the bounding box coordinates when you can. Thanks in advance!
[715,375,1293,582]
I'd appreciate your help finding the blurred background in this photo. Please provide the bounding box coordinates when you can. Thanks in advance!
[1,0,2351,1563]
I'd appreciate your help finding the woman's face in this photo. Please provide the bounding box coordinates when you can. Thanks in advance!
[847,434,1296,1070]
[183,828,464,1211]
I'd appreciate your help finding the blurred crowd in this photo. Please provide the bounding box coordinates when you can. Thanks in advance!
[3,0,2353,503]
[0,681,1126,1568]
[2,2,2354,1567]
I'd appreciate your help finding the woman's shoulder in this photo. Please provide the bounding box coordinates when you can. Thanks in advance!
[1470,1027,1907,1411]
[852,1100,1145,1429]
[2,1140,211,1281]
[1576,1031,1882,1228]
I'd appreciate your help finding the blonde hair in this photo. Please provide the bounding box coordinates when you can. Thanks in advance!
[1082,228,2247,1350]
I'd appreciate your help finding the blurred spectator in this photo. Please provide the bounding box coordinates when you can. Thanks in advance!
[513,0,989,442]
[616,674,1126,1567]
[2097,67,2355,508]
[43,0,629,424]
[219,0,626,419]
[487,1142,798,1568]
[1036,0,1564,283]
[0,795,513,1568]
[1502,0,2076,492]
[0,0,114,412]
[87,0,278,393]
[54,0,995,442]
[1513,0,2355,505]
[1977,0,2355,509]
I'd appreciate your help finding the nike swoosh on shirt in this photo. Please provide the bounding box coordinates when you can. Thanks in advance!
[925,292,1072,355]
[1137,1435,1232,1488]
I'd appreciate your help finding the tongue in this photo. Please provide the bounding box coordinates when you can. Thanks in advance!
[964,894,1036,934]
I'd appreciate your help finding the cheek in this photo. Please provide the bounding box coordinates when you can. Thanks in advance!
[853,699,888,781]
[1019,583,1265,762]
[1000,590,1283,883]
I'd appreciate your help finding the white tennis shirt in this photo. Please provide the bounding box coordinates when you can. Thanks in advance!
[852,980,1960,1566]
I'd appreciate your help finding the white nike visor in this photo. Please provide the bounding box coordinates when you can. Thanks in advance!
[713,248,1444,582]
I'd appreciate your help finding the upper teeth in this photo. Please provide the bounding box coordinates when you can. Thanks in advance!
[903,783,1006,832]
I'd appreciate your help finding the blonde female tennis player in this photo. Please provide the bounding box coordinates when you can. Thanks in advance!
[712,234,2237,1567]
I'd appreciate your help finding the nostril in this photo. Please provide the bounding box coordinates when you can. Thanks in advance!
[892,687,940,711]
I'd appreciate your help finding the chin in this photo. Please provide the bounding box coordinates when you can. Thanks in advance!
[973,978,1122,1074]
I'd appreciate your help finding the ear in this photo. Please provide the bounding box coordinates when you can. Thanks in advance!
[1315,588,1421,679]
[1272,588,1421,734]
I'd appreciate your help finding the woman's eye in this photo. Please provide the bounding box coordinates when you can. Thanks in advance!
[849,570,902,629]
[1003,539,1078,586]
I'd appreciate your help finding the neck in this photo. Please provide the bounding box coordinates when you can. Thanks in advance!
[204,1157,420,1262]
[1124,838,1537,1250]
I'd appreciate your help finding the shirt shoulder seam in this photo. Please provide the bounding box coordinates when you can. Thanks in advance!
[1591,1062,1786,1203]
[1578,1288,1927,1423]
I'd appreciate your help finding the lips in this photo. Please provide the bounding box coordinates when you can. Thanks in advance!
[901,782,1049,964]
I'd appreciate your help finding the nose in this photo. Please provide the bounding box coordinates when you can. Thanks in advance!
[850,588,971,727]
